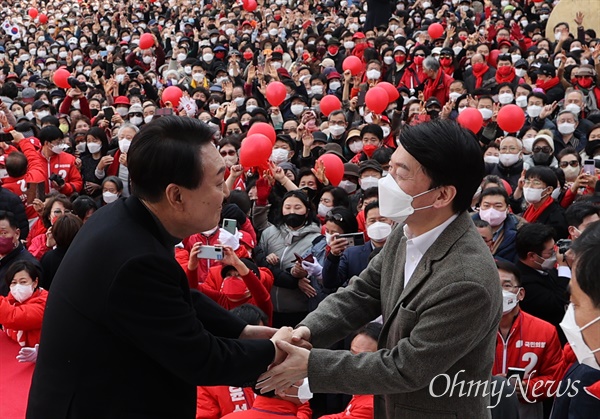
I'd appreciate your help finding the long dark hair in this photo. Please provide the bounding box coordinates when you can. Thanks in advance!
[275,189,319,228]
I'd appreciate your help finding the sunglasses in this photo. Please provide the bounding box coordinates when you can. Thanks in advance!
[532,146,552,154]
[220,150,237,156]
[559,160,579,168]
[325,211,344,222]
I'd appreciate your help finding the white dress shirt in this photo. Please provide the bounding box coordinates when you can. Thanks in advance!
[403,214,459,287]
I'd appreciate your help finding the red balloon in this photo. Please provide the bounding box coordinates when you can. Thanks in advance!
[28,8,38,19]
[365,87,389,115]
[317,154,344,187]
[38,14,48,24]
[248,122,276,145]
[457,108,484,134]
[319,95,342,117]
[265,81,287,106]
[139,33,154,50]
[162,86,183,108]
[53,68,71,89]
[376,82,399,103]
[239,134,272,168]
[243,0,257,11]
[428,23,444,39]
[497,104,526,133]
[342,56,363,76]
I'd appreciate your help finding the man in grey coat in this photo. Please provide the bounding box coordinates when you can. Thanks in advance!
[257,120,503,419]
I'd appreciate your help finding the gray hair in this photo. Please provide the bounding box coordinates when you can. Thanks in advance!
[423,56,440,72]
[118,122,140,138]
[564,88,584,102]
[557,109,579,123]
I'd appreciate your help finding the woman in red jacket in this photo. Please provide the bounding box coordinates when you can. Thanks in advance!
[28,194,73,260]
[0,260,48,347]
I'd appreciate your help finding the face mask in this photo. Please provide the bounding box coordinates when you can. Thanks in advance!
[73,54,83,62]
[338,180,357,194]
[479,108,493,120]
[448,92,461,102]
[101,191,119,204]
[383,56,394,66]
[366,69,381,80]
[344,41,355,50]
[560,304,600,370]
[310,85,323,95]
[130,116,143,126]
[562,165,580,181]
[0,168,7,179]
[521,137,535,153]
[329,125,345,137]
[177,53,187,62]
[203,53,214,62]
[183,66,192,75]
[527,105,542,118]
[563,103,581,115]
[550,187,562,201]
[515,68,527,78]
[290,378,313,403]
[515,95,528,108]
[283,213,307,229]
[558,122,576,135]
[317,202,331,218]
[360,176,380,190]
[246,105,256,113]
[382,126,391,138]
[378,172,437,224]
[140,55,153,65]
[76,65,84,73]
[499,153,520,167]
[474,149,497,164]
[502,289,519,314]
[479,208,507,227]
[271,61,282,70]
[119,139,131,153]
[498,93,514,105]
[349,141,363,154]
[107,45,115,53]
[10,283,34,303]
[115,74,125,83]
[289,104,304,116]
[367,221,392,242]
[0,236,16,254]
[51,144,68,154]
[270,148,289,164]
[532,150,551,165]
[523,187,545,204]
[329,81,341,91]
[37,110,50,119]
[86,142,102,154]
[192,72,205,82]
[75,142,87,153]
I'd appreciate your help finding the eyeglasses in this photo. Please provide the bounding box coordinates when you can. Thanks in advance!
[325,211,343,222]
[532,146,552,154]
[129,113,143,118]
[559,160,579,168]
[52,209,72,215]
[220,150,237,157]
[499,146,520,153]
[414,53,425,57]
[226,129,241,135]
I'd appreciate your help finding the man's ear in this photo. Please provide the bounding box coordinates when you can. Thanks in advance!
[164,183,184,211]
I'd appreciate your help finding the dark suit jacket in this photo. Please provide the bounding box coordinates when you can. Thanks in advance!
[0,243,40,296]
[550,362,600,418]
[27,197,274,419]
[322,242,374,289]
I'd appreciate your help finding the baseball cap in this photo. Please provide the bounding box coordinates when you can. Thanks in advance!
[359,160,383,175]
[536,64,556,78]
[320,58,335,68]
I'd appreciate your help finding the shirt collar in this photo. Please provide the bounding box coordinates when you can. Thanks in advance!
[403,213,459,256]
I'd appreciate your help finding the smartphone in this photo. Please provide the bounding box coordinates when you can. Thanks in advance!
[507,367,526,381]
[197,245,224,260]
[156,108,174,116]
[128,71,139,79]
[583,159,595,175]
[338,232,365,247]
[252,54,258,67]
[357,90,367,108]
[100,51,108,57]
[0,132,12,142]
[103,106,114,121]
[222,218,237,235]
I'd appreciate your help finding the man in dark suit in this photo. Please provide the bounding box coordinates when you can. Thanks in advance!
[27,117,292,419]
[257,121,503,418]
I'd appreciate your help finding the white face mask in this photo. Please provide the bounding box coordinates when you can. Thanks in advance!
[502,289,519,314]
[511,54,522,64]
[37,110,50,119]
[76,142,87,153]
[523,187,545,204]
[551,187,562,201]
[317,202,331,218]
[338,180,357,193]
[10,283,34,303]
[103,191,119,203]
[483,155,500,164]
[449,91,461,102]
[498,93,514,105]
[527,105,542,118]
[116,107,129,117]
[289,378,313,403]
[562,165,580,182]
[192,73,205,82]
[310,85,323,95]
[383,56,394,65]
[558,122,576,135]
[515,95,528,108]
[349,141,363,154]
[52,144,69,154]
[479,207,507,227]
[366,69,381,80]
[0,168,8,179]
[119,139,132,153]
[500,153,521,167]
[515,68,527,78]
[233,97,245,107]
[478,108,493,120]
[329,125,345,137]
[325,232,333,245]
[522,138,535,153]
[344,41,355,50]
[270,148,289,164]
[290,104,305,116]
[367,221,392,242]
[329,81,341,91]
[560,304,600,370]
[130,116,143,126]
[87,142,102,154]
[564,103,581,115]
[246,105,256,113]
[143,56,153,64]
[360,176,380,190]
[377,174,436,223]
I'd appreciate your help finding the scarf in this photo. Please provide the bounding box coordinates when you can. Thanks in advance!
[472,63,489,89]
[535,76,560,92]
[522,197,554,223]
[495,66,515,84]
[423,69,443,102]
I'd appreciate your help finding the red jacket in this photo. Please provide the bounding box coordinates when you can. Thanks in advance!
[59,95,91,119]
[220,395,311,419]
[399,63,426,91]
[320,394,374,419]
[26,218,46,248]
[28,233,51,260]
[492,310,564,402]
[1,138,47,220]
[196,386,255,419]
[42,151,83,195]
[0,288,48,347]
[422,70,454,106]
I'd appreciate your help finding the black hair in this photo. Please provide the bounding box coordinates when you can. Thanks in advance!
[480,186,509,205]
[362,187,379,201]
[87,127,109,155]
[398,120,484,213]
[525,166,558,189]
[360,123,383,141]
[0,210,18,229]
[38,125,64,145]
[570,221,600,308]
[5,151,27,178]
[228,190,252,215]
[353,321,383,343]
[319,186,350,209]
[4,260,40,289]
[128,116,215,202]
[41,115,60,127]
[565,202,600,229]
[230,303,269,326]
[557,146,581,166]
[71,195,98,221]
[364,200,380,220]
[52,213,83,248]
[102,176,124,192]
[473,219,491,229]
[516,223,555,260]
[324,206,358,234]
[527,91,548,105]
[372,147,393,168]
[495,259,522,287]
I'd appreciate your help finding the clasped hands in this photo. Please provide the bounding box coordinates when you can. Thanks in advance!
[241,324,313,394]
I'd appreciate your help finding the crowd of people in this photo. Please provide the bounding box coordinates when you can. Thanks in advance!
[0,0,599,417]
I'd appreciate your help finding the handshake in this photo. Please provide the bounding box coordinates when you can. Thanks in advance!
[241,324,312,394]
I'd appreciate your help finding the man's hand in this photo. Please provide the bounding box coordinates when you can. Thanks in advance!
[291,326,312,350]
[257,341,310,393]
[270,327,293,365]
[240,325,278,340]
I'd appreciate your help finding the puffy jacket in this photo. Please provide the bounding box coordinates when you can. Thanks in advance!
[0,288,48,347]
[492,310,564,402]
[42,151,83,195]
[255,222,321,313]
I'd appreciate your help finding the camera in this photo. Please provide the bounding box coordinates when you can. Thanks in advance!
[49,173,65,187]
[67,77,88,92]
[556,239,572,255]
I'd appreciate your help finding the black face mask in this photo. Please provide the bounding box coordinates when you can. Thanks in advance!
[283,213,306,228]
[300,186,317,202]
[195,99,205,110]
[427,109,440,119]
[90,108,99,117]
[532,152,551,165]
